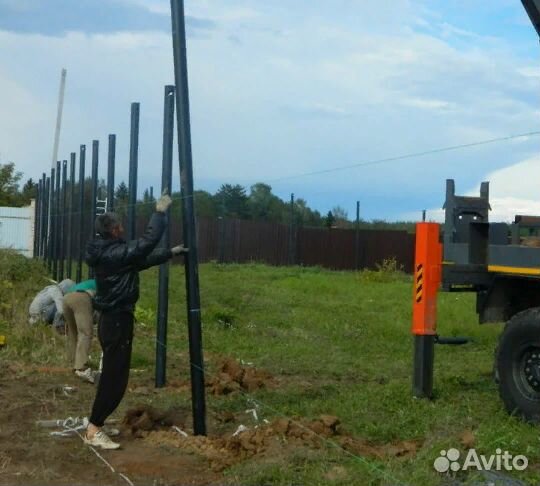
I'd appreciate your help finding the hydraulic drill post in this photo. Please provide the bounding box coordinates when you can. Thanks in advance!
[412,222,442,398]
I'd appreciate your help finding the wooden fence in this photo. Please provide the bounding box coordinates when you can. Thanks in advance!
[140,217,417,273]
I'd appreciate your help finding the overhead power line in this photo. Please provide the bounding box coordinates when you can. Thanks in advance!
[269,130,540,183]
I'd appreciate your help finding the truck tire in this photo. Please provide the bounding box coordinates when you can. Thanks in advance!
[497,308,540,423]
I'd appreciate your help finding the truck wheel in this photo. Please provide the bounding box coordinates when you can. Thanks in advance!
[497,308,540,423]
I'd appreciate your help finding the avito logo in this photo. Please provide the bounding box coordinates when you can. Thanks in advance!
[434,448,528,473]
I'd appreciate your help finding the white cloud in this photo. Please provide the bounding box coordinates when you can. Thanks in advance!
[400,97,454,111]
[121,0,169,15]
[408,156,540,223]
[0,1,539,219]
[479,156,540,222]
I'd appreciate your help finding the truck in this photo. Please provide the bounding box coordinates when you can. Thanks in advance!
[411,0,540,424]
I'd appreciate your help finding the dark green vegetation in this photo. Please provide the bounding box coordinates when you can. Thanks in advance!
[1,250,538,485]
[0,162,37,207]
[1,160,415,230]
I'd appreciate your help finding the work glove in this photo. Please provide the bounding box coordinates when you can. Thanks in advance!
[171,245,189,256]
[156,192,172,213]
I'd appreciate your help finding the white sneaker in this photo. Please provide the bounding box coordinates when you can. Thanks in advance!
[75,368,95,384]
[102,426,120,437]
[84,430,120,450]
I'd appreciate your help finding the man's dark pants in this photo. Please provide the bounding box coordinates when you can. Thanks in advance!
[90,310,134,427]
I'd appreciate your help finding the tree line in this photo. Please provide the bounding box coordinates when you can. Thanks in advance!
[0,162,415,231]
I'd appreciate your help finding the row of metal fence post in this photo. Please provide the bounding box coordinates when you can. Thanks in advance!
[32,84,205,426]
[31,0,206,436]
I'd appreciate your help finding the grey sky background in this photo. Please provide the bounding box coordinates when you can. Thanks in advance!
[0,0,539,221]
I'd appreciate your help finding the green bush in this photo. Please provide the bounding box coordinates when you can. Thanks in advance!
[0,250,65,366]
[358,257,410,283]
[0,249,45,283]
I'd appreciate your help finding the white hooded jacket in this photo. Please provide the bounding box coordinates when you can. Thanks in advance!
[28,279,74,324]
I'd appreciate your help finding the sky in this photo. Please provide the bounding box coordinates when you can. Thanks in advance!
[0,0,539,222]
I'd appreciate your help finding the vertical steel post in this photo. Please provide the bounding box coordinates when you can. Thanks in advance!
[355,201,360,270]
[39,173,46,258]
[47,167,55,272]
[37,180,43,257]
[43,176,50,261]
[170,0,206,435]
[289,193,295,265]
[89,141,99,278]
[53,161,61,280]
[128,103,140,240]
[66,153,76,278]
[422,210,426,222]
[77,145,86,283]
[156,85,175,388]
[91,141,99,234]
[107,134,116,212]
[59,160,67,280]
[40,173,47,258]
[34,181,41,258]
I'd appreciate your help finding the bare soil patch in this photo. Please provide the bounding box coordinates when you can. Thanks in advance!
[0,357,421,485]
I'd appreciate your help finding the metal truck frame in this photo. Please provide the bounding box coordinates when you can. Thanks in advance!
[411,0,540,424]
[413,180,540,423]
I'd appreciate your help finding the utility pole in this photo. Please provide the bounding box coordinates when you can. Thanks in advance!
[51,69,67,168]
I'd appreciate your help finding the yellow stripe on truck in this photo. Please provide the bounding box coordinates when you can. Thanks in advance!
[488,265,540,276]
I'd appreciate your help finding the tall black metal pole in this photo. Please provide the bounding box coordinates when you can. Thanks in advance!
[37,180,43,257]
[38,173,45,258]
[40,173,47,258]
[156,85,175,388]
[34,181,41,258]
[53,161,61,280]
[128,103,140,240]
[66,153,76,279]
[77,145,86,283]
[355,201,360,270]
[47,167,55,273]
[89,141,99,279]
[170,0,206,435]
[43,176,50,261]
[91,141,99,235]
[107,134,116,212]
[59,160,67,280]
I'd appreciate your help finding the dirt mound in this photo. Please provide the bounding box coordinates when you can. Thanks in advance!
[143,414,421,472]
[123,405,187,438]
[207,358,274,395]
[165,358,274,396]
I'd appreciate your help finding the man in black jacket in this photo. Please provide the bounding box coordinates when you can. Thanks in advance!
[84,193,186,449]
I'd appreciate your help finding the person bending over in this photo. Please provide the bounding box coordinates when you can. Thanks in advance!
[28,278,74,329]
[63,279,98,383]
[83,194,187,450]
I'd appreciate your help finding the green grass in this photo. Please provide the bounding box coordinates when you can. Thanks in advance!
[2,252,540,485]
[133,262,540,485]
[0,250,66,364]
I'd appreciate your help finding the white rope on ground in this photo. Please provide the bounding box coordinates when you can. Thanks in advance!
[43,417,134,486]
[79,433,116,475]
[48,416,87,437]
[171,425,188,438]
[118,473,135,486]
